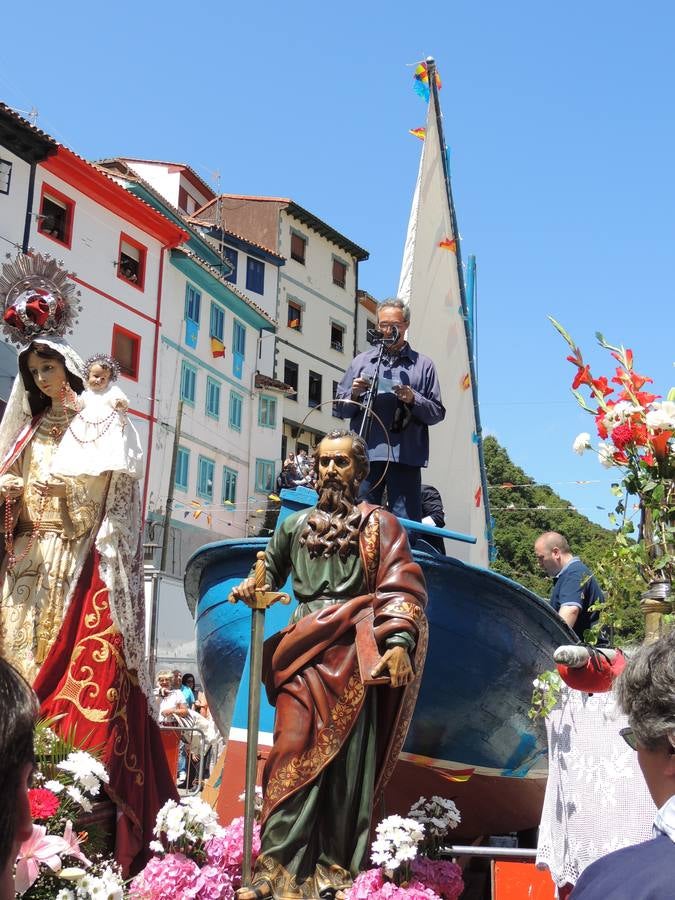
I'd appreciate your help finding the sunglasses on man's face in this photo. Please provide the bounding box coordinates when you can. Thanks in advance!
[619,727,638,750]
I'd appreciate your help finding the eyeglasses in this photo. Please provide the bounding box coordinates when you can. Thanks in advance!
[619,726,638,750]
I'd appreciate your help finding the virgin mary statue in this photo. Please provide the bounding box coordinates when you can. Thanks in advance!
[0,252,176,874]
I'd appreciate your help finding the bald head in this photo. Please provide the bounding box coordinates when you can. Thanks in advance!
[534,531,572,577]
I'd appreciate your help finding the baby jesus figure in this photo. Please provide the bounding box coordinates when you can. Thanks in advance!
[51,353,144,479]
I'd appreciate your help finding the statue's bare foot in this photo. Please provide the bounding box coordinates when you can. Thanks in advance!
[235,884,272,899]
[335,891,347,900]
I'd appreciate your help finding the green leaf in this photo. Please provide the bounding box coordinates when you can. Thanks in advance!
[549,316,576,349]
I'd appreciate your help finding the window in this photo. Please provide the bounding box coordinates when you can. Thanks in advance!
[175,446,190,491]
[184,284,201,348]
[290,232,306,264]
[246,256,265,294]
[332,380,340,418]
[284,360,298,401]
[38,184,74,247]
[185,284,201,324]
[223,247,238,284]
[117,233,147,290]
[255,459,276,493]
[258,395,277,428]
[197,456,215,501]
[210,302,224,341]
[180,360,197,404]
[178,186,199,215]
[229,390,243,430]
[0,159,11,195]
[308,371,322,408]
[287,301,302,331]
[222,466,238,504]
[330,322,344,352]
[111,325,141,380]
[206,377,221,419]
[232,320,245,379]
[332,258,347,288]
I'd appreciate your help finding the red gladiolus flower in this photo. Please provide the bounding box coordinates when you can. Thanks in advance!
[572,365,593,390]
[651,430,674,460]
[634,391,659,407]
[611,349,633,368]
[613,449,629,464]
[641,452,656,467]
[595,412,609,440]
[27,787,60,819]
[566,351,584,368]
[631,423,648,446]
[591,376,614,397]
[611,423,634,451]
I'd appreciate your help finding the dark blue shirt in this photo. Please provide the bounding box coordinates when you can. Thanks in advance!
[551,558,604,641]
[335,343,445,466]
[571,834,675,898]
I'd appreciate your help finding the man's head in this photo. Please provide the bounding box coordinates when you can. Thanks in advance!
[377,299,410,354]
[171,669,182,689]
[0,659,38,890]
[534,531,572,577]
[617,633,675,807]
[315,431,369,500]
[300,431,368,560]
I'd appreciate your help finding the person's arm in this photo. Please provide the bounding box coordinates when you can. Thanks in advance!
[334,358,367,419]
[558,605,581,629]
[407,360,446,425]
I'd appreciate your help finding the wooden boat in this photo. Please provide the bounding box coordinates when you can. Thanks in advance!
[184,486,574,839]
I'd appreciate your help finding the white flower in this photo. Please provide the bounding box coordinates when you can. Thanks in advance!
[66,786,93,813]
[56,891,75,900]
[58,867,88,881]
[58,751,109,796]
[573,432,591,454]
[149,840,164,853]
[597,442,615,468]
[45,779,65,794]
[646,400,675,431]
[603,401,641,429]
[164,805,186,842]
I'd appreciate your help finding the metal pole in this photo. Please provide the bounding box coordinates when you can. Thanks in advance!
[160,399,184,572]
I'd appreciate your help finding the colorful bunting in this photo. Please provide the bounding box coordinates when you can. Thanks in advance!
[409,127,426,140]
[474,486,482,508]
[211,337,225,358]
[460,373,471,391]
[438,238,457,252]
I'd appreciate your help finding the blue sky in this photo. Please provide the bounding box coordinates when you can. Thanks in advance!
[2,1,672,530]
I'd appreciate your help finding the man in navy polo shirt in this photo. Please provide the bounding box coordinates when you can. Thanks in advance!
[534,531,604,641]
[335,299,445,522]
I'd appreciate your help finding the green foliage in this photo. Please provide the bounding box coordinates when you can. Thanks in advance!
[585,534,646,645]
[484,435,615,596]
[529,669,563,721]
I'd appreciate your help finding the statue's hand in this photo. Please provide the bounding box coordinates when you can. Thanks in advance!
[371,646,414,688]
[228,576,270,607]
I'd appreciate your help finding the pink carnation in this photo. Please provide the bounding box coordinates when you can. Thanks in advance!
[411,858,464,899]
[129,852,202,900]
[349,868,385,898]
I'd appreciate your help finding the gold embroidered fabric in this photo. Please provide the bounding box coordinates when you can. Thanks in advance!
[0,417,108,682]
[251,855,353,899]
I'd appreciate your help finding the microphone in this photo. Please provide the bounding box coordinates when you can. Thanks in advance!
[367,326,399,346]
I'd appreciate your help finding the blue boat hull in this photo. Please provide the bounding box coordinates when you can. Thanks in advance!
[185,535,573,838]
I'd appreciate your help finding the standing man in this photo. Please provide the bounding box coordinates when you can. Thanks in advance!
[534,531,604,641]
[335,299,445,521]
[230,429,427,900]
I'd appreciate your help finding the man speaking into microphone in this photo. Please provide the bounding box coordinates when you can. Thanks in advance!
[335,298,445,521]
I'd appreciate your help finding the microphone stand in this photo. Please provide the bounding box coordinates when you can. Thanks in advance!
[358,329,397,442]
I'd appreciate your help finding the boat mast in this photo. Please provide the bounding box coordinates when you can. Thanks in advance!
[426,57,495,560]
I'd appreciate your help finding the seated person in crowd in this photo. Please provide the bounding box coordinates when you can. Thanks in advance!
[0,658,38,900]
[181,673,196,709]
[571,631,675,898]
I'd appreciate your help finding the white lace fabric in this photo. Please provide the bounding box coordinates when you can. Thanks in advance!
[536,685,655,887]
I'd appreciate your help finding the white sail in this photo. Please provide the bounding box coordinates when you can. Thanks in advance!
[399,78,490,566]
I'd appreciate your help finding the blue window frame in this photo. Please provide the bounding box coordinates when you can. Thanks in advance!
[258,395,277,428]
[255,458,275,493]
[229,390,243,431]
[246,257,264,295]
[232,320,246,379]
[206,377,221,419]
[197,455,215,501]
[222,466,238,504]
[180,360,197,405]
[210,302,224,341]
[175,446,190,491]
[184,284,201,348]
[224,247,238,284]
